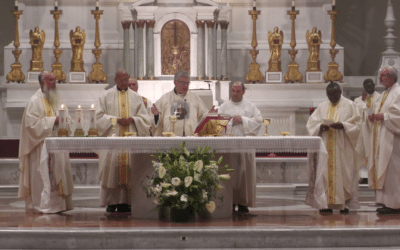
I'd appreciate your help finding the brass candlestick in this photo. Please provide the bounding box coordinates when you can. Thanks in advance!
[169,115,177,136]
[6,10,25,83]
[245,9,264,83]
[51,10,66,83]
[263,119,270,136]
[88,10,107,83]
[284,10,303,83]
[324,10,343,83]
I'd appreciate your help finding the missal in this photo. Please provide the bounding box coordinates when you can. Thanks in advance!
[194,113,232,136]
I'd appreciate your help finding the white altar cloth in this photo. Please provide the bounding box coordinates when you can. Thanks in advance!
[43,136,328,217]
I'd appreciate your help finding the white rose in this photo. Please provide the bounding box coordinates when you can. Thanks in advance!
[180,194,188,202]
[155,184,162,192]
[171,177,181,186]
[194,173,200,181]
[184,176,193,187]
[158,165,166,178]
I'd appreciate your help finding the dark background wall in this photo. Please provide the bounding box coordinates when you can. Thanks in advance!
[0,0,399,77]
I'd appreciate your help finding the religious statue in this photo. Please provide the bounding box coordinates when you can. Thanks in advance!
[29,27,45,72]
[267,27,283,72]
[70,27,86,72]
[306,27,322,71]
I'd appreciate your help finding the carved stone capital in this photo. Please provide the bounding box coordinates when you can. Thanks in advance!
[121,21,132,30]
[136,20,146,29]
[196,20,205,29]
[219,21,229,30]
[205,20,215,29]
[146,20,156,29]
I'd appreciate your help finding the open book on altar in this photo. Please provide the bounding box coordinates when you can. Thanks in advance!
[194,114,232,136]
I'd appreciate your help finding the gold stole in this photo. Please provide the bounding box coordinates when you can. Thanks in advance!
[41,97,66,195]
[327,102,339,204]
[371,90,389,189]
[365,96,372,109]
[118,91,130,188]
[141,96,148,109]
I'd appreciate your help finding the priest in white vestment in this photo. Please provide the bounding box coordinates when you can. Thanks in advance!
[367,67,400,214]
[354,79,381,183]
[151,70,209,136]
[307,82,361,213]
[96,70,151,213]
[218,82,264,213]
[19,71,74,213]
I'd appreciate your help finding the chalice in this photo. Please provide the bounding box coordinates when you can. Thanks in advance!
[263,119,270,136]
[169,115,177,136]
[110,117,118,137]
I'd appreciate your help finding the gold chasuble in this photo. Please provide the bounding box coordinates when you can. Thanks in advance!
[371,90,389,189]
[326,103,339,204]
[118,91,129,188]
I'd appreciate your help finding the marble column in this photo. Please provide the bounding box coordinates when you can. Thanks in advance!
[132,21,136,77]
[121,21,132,74]
[146,20,156,80]
[219,21,229,80]
[196,20,205,80]
[136,20,146,80]
[206,20,215,80]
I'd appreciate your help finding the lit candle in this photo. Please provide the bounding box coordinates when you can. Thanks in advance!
[76,105,83,130]
[253,0,256,10]
[59,104,67,129]
[292,0,295,11]
[15,0,18,10]
[55,0,58,10]
[96,0,99,10]
[89,104,96,129]
[332,0,336,10]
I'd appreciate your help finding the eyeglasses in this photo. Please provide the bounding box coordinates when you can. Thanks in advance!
[177,81,190,86]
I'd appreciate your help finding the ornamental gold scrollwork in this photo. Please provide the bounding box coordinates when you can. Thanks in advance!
[267,27,283,72]
[29,27,45,72]
[70,27,86,72]
[306,27,322,72]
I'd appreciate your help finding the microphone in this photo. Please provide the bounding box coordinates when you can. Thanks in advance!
[183,99,186,137]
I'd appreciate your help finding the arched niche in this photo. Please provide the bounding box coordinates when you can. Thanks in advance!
[154,13,197,77]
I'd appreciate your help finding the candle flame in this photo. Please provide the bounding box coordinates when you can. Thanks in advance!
[91,104,95,109]
[61,104,65,109]
[78,105,81,109]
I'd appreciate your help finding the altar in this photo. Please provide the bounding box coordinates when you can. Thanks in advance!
[43,136,328,218]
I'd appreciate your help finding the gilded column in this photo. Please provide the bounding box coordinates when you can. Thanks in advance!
[121,21,131,74]
[196,20,205,80]
[219,21,229,80]
[206,20,215,80]
[136,20,146,80]
[146,20,156,80]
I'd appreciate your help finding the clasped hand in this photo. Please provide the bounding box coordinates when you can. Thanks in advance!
[320,122,344,131]
[368,113,384,122]
[118,117,134,127]
[232,115,242,125]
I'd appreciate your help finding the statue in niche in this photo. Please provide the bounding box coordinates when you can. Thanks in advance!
[161,20,190,75]
[70,27,86,72]
[306,27,322,71]
[29,27,45,72]
[267,27,284,72]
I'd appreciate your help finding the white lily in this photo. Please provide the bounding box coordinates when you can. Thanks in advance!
[184,176,193,187]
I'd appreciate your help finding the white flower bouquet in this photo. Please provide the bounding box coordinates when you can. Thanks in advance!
[143,142,233,220]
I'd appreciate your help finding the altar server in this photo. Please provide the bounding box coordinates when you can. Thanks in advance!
[19,71,74,213]
[368,67,400,214]
[307,82,361,213]
[96,70,151,213]
[218,81,264,213]
[354,79,381,184]
[150,70,209,136]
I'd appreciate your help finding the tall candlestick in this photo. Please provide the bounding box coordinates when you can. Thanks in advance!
[59,104,67,129]
[15,0,18,10]
[292,0,295,11]
[96,0,99,10]
[253,0,256,10]
[76,105,83,129]
[89,104,96,129]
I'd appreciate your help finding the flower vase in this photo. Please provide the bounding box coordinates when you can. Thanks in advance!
[170,207,195,223]
[158,207,169,222]
[197,205,212,221]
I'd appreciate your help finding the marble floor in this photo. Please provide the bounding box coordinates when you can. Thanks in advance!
[1,186,400,249]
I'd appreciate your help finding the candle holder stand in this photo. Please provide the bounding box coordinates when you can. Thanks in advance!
[58,129,69,137]
[284,10,303,83]
[245,9,264,83]
[88,128,99,137]
[88,10,107,83]
[6,10,25,83]
[324,10,343,83]
[74,129,85,137]
[50,9,66,83]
